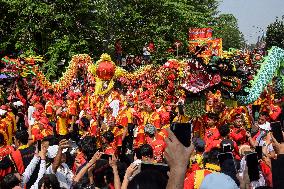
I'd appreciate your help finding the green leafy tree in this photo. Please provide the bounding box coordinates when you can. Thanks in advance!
[266,16,284,49]
[1,0,220,78]
[1,0,98,79]
[213,14,245,50]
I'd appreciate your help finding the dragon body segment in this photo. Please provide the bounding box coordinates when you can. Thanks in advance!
[2,47,284,107]
[237,46,284,105]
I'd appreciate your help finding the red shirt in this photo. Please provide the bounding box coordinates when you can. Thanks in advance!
[184,169,213,189]
[146,137,166,163]
[204,127,220,142]
[204,127,220,152]
[105,144,116,156]
[229,127,247,145]
[0,145,14,179]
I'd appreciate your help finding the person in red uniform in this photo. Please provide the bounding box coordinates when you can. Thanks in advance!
[0,132,14,179]
[265,99,282,121]
[45,90,55,121]
[116,106,129,128]
[55,101,69,137]
[0,130,50,187]
[88,117,99,137]
[5,105,16,138]
[103,131,117,156]
[67,92,78,128]
[144,100,161,130]
[0,110,11,145]
[132,103,146,150]
[144,123,166,163]
[156,112,170,141]
[106,115,123,153]
[184,148,221,189]
[204,113,220,152]
[155,98,166,116]
[31,117,53,141]
[229,113,247,146]
[0,105,16,145]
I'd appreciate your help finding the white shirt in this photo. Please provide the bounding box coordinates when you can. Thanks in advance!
[258,140,274,153]
[143,47,150,56]
[28,106,36,126]
[21,156,46,189]
[109,100,120,117]
[239,157,266,188]
[46,163,74,189]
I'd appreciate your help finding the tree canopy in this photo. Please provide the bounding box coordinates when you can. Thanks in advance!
[213,14,245,50]
[266,16,284,50]
[0,0,243,79]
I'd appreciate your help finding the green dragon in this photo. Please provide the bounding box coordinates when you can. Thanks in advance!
[237,46,284,105]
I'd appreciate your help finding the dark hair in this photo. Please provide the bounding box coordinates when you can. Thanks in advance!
[1,173,20,188]
[195,145,205,153]
[103,131,114,143]
[220,139,234,152]
[139,144,153,159]
[128,170,167,189]
[207,113,219,121]
[42,135,57,146]
[218,124,230,137]
[203,148,220,166]
[81,117,90,131]
[92,161,111,188]
[259,111,269,118]
[193,138,205,153]
[38,174,60,189]
[177,104,184,115]
[77,136,97,161]
[0,133,5,145]
[47,89,54,95]
[15,130,29,145]
[73,183,96,189]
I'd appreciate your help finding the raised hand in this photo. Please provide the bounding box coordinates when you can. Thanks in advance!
[125,163,138,179]
[39,144,48,160]
[109,155,118,169]
[58,139,69,151]
[89,151,103,165]
[164,128,194,169]
[270,132,284,155]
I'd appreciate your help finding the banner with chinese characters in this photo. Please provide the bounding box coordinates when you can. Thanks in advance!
[188,38,223,63]
[189,28,213,40]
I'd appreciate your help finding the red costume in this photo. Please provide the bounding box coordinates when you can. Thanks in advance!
[229,127,247,145]
[204,127,220,152]
[146,137,166,163]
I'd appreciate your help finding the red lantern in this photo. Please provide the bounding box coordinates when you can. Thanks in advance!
[96,61,115,80]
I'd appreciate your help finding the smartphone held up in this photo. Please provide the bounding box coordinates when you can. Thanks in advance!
[271,121,284,143]
[170,122,192,147]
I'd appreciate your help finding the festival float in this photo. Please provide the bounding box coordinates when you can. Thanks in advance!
[1,28,284,119]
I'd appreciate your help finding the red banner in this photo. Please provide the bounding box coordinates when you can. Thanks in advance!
[189,28,213,40]
[188,38,222,63]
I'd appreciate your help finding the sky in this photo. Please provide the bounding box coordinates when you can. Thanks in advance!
[218,0,284,44]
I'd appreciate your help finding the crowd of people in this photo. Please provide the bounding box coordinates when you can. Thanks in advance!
[0,60,284,189]
[114,39,155,71]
